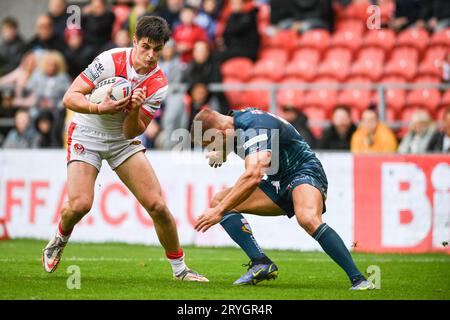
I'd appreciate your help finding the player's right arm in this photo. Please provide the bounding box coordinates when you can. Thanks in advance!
[62,77,129,115]
[62,51,130,115]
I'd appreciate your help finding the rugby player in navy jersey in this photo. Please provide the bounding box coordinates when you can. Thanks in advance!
[192,108,374,290]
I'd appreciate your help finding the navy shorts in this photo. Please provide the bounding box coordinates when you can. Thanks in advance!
[258,163,328,218]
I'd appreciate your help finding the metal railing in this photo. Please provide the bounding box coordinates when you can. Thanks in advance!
[169,81,450,129]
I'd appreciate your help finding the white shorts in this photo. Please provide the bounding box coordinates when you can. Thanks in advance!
[66,122,146,171]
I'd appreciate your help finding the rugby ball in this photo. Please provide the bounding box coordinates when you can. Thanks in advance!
[88,77,132,104]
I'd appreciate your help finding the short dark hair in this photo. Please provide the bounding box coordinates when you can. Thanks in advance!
[135,16,171,44]
[2,17,18,29]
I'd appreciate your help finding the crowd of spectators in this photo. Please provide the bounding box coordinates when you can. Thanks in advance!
[0,0,449,154]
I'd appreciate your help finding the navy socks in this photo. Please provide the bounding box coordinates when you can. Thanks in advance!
[313,223,364,283]
[220,213,270,264]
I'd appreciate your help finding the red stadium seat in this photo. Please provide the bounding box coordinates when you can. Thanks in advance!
[316,48,352,81]
[261,29,298,53]
[383,48,419,81]
[259,48,289,63]
[330,29,363,53]
[300,106,327,138]
[414,75,442,84]
[363,29,396,54]
[252,57,286,81]
[430,28,450,47]
[337,77,373,111]
[335,19,365,35]
[302,77,338,111]
[222,77,245,107]
[277,88,304,108]
[221,58,254,81]
[350,47,385,81]
[417,46,447,78]
[297,29,331,52]
[405,88,441,111]
[385,107,397,122]
[379,76,407,112]
[277,77,306,108]
[241,77,272,111]
[285,48,320,80]
[396,27,430,54]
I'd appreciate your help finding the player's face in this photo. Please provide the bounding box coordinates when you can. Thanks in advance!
[133,37,164,70]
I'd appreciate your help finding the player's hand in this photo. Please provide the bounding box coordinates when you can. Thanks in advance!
[98,88,130,114]
[194,208,223,233]
[206,151,226,168]
[130,87,146,111]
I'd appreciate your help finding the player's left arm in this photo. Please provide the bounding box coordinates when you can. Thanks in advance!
[122,85,167,139]
[194,150,271,232]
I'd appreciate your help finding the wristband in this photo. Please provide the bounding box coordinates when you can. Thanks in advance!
[88,102,99,114]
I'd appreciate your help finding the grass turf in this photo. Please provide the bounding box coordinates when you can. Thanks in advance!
[0,239,449,300]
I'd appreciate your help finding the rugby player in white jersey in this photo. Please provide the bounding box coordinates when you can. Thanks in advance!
[42,16,208,282]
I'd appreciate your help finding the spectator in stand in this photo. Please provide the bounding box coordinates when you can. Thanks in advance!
[158,39,186,150]
[390,0,424,32]
[2,109,38,148]
[318,106,356,150]
[417,0,450,32]
[219,0,260,62]
[278,104,317,148]
[20,51,70,146]
[185,82,221,128]
[34,109,60,148]
[182,41,220,84]
[122,0,156,40]
[398,110,436,154]
[428,107,450,153]
[351,108,398,153]
[82,0,116,56]
[23,15,66,55]
[158,0,184,29]
[0,53,38,110]
[63,28,95,79]
[101,28,132,51]
[443,52,450,83]
[0,17,25,76]
[181,41,229,113]
[195,0,220,42]
[172,5,208,64]
[270,0,333,32]
[159,39,184,84]
[48,0,69,41]
[111,0,132,37]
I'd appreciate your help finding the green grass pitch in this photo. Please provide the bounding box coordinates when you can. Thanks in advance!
[1,239,449,300]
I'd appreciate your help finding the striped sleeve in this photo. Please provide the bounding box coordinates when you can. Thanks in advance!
[140,85,168,119]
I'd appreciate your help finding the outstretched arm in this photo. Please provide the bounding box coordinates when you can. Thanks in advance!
[194,151,271,232]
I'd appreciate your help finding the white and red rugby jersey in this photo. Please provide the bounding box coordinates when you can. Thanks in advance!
[74,47,168,133]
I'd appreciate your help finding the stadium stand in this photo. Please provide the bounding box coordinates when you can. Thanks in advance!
[0,0,449,152]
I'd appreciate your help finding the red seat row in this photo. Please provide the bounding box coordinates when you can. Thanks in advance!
[222,44,448,83]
